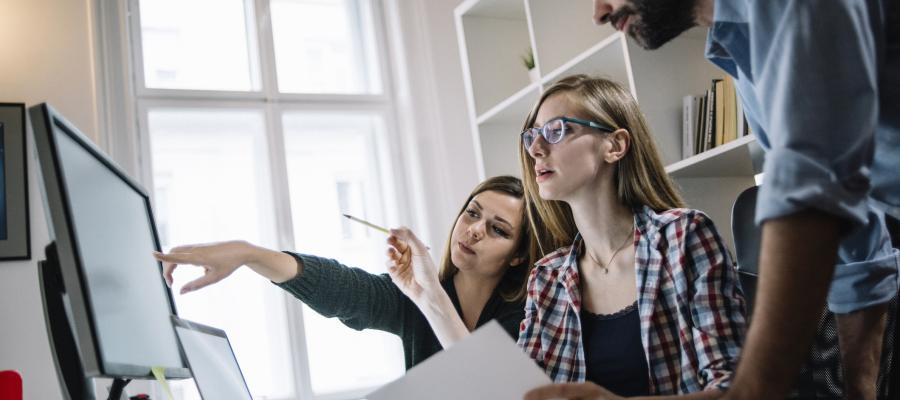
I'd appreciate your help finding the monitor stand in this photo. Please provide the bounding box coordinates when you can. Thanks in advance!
[107,378,132,400]
[39,242,134,400]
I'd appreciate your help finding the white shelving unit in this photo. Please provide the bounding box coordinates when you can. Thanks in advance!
[455,0,763,251]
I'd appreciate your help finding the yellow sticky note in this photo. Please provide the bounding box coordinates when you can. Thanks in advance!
[151,366,175,400]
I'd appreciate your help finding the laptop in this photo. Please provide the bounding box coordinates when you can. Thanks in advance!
[172,316,254,400]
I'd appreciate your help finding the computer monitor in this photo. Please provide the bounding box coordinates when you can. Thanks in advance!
[30,103,189,399]
[172,316,254,400]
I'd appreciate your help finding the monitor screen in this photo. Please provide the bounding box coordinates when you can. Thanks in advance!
[32,103,187,378]
[173,318,253,400]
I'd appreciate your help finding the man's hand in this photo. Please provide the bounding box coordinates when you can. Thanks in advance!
[524,382,623,400]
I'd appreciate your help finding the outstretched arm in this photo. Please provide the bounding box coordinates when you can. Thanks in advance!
[156,241,409,334]
[154,240,297,294]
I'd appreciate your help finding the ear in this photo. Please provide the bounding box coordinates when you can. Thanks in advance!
[604,128,630,163]
[509,255,525,267]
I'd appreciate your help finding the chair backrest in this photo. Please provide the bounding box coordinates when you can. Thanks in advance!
[731,186,761,317]
[730,185,896,398]
[731,186,761,275]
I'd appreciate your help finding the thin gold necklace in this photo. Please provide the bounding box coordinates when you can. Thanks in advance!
[586,229,633,274]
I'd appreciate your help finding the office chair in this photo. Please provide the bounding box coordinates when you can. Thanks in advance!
[731,185,897,398]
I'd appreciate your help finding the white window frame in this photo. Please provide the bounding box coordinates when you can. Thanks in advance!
[93,0,423,398]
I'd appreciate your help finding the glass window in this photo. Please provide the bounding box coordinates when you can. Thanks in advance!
[148,109,294,399]
[282,112,404,395]
[138,0,261,91]
[270,0,382,94]
[134,0,404,397]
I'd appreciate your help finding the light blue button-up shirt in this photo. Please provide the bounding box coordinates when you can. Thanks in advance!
[705,0,899,224]
[704,0,900,313]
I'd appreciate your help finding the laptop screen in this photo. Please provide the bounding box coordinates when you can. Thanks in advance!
[174,319,253,400]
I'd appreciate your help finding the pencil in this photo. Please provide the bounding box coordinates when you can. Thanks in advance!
[342,214,390,234]
[342,213,430,249]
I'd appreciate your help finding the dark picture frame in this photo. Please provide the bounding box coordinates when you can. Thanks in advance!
[0,103,30,260]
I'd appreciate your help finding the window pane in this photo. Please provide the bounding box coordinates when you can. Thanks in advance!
[282,112,403,395]
[271,0,383,94]
[148,109,294,399]
[138,0,260,91]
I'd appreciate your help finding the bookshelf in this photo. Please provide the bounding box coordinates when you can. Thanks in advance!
[454,0,763,251]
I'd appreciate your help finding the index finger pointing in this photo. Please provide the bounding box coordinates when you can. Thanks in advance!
[153,251,200,266]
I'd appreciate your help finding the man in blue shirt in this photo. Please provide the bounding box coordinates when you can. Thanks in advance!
[524,1,899,400]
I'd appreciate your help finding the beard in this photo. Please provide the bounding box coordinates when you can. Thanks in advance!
[609,0,698,50]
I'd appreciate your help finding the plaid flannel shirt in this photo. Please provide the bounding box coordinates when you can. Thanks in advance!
[518,206,746,394]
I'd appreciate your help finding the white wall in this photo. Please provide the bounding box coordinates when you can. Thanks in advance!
[0,0,98,399]
[0,0,99,140]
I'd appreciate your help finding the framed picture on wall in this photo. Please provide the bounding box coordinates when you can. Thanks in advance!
[0,103,29,260]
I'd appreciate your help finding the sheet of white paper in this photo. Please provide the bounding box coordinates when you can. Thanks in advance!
[366,320,552,400]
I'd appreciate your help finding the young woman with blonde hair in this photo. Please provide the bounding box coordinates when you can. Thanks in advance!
[386,75,747,399]
[518,75,746,399]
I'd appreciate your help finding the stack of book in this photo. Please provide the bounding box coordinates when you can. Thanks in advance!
[681,76,750,159]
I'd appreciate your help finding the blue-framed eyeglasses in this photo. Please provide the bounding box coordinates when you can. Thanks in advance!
[521,117,615,150]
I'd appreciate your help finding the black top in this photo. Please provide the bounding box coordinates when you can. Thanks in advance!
[276,253,525,369]
[581,301,650,397]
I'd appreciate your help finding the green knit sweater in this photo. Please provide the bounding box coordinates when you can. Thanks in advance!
[275,253,525,369]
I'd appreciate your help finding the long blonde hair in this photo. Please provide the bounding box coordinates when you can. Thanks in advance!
[437,175,535,302]
[519,75,685,256]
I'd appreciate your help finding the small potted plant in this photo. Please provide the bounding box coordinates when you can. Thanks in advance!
[522,48,538,83]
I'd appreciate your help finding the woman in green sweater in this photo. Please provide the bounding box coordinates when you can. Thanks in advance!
[154,175,536,369]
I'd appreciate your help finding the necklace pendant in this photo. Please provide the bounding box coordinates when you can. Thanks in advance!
[603,267,609,274]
